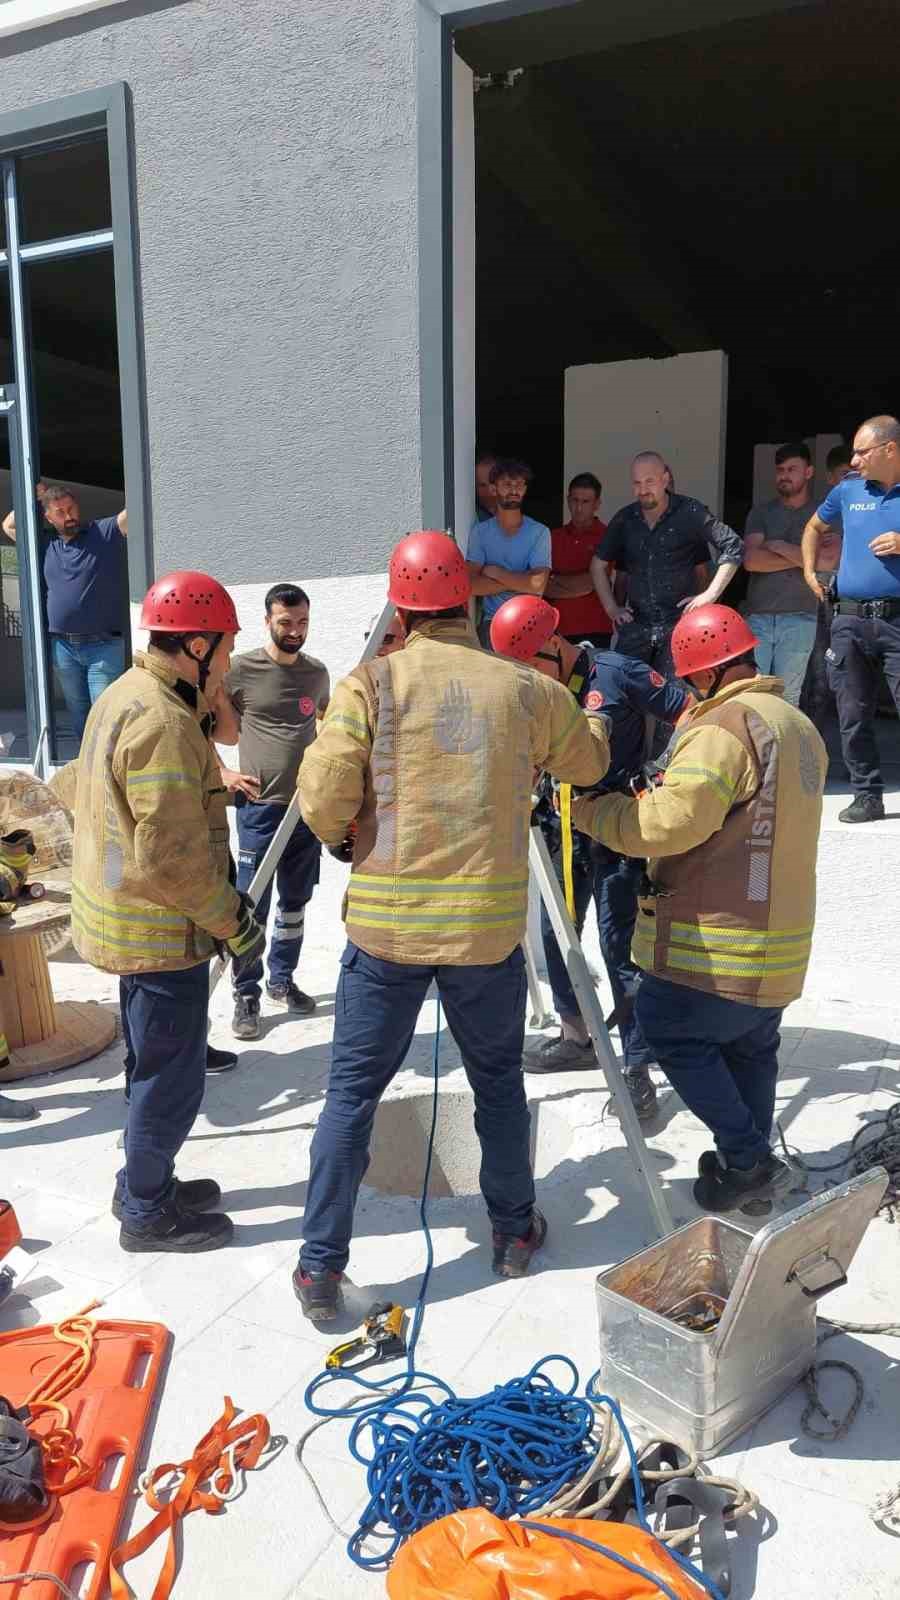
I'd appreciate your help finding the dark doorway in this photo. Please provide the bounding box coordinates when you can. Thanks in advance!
[458,0,897,532]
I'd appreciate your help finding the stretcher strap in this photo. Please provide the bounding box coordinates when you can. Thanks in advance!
[108,1398,270,1600]
[559,783,576,920]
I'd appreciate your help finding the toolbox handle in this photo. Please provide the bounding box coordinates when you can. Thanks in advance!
[786,1250,847,1300]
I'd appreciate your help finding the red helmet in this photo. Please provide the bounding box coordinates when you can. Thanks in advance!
[140,571,240,635]
[671,604,758,677]
[489,595,560,660]
[387,532,471,610]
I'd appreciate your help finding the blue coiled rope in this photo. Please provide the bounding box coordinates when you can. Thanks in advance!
[302,999,725,1597]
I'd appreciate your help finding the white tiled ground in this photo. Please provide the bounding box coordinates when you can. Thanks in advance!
[2,771,899,1599]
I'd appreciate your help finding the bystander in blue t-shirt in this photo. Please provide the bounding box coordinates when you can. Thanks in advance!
[43,517,126,635]
[467,514,551,619]
[818,475,900,601]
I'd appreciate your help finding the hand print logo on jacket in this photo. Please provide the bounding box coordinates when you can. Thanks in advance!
[434,681,486,756]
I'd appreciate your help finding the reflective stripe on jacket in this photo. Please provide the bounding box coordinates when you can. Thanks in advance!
[298,617,609,965]
[71,651,243,974]
[572,676,827,1007]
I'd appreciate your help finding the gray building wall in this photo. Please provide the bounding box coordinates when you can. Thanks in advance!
[0,0,422,584]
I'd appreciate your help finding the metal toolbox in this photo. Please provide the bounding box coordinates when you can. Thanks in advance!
[595,1167,888,1457]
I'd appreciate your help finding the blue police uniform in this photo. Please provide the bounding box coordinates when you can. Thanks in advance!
[819,474,900,797]
[538,647,688,1066]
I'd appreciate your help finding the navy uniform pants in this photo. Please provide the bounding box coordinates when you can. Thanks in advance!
[300,942,534,1274]
[117,961,209,1225]
[234,799,320,999]
[636,974,782,1169]
[540,835,653,1070]
[827,611,900,795]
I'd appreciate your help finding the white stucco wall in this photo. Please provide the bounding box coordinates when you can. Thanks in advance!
[0,0,422,588]
[564,351,728,518]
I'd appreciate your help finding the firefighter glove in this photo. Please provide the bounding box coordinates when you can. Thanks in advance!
[226,892,266,978]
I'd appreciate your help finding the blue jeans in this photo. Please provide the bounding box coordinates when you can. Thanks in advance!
[51,635,126,740]
[636,973,782,1169]
[234,799,320,999]
[116,962,210,1225]
[747,613,817,707]
[540,836,652,1070]
[300,942,533,1273]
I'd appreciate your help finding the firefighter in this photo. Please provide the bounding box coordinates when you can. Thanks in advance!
[490,595,690,1120]
[71,571,265,1253]
[293,531,609,1321]
[572,603,828,1212]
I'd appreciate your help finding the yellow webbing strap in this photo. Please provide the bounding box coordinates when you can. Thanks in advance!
[559,783,576,919]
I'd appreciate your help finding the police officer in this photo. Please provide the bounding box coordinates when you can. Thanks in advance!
[803,413,900,823]
[71,571,265,1253]
[292,533,609,1321]
[490,595,690,1121]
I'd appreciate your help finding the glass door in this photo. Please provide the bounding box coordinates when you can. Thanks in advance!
[0,383,46,766]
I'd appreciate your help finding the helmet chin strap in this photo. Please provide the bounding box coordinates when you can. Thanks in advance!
[184,632,222,692]
[692,662,730,702]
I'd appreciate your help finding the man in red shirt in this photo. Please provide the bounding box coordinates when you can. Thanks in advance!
[547,473,615,646]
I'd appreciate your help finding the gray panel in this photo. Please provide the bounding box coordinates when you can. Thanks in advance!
[0,0,424,585]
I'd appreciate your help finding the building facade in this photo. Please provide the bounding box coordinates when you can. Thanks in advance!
[0,0,482,767]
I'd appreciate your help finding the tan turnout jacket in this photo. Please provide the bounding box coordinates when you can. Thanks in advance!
[298,617,609,964]
[572,676,827,1007]
[71,651,243,973]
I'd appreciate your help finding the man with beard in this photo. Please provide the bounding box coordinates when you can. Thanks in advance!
[590,452,742,679]
[213,583,330,1039]
[466,458,551,647]
[743,442,837,707]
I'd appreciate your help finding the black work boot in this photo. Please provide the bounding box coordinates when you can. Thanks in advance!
[206,1045,239,1075]
[266,980,316,1016]
[119,1201,234,1253]
[232,995,261,1040]
[492,1208,548,1279]
[693,1151,790,1213]
[292,1266,344,1323]
[0,1091,38,1122]
[523,1034,596,1074]
[112,1176,221,1223]
[609,1067,658,1123]
[839,793,885,824]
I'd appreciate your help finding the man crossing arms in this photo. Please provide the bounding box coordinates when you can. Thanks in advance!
[213,583,330,1040]
[71,571,265,1252]
[292,532,609,1321]
[572,604,827,1213]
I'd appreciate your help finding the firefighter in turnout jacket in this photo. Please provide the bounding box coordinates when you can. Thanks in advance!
[71,571,266,1253]
[293,532,609,1322]
[490,595,691,1121]
[572,603,828,1212]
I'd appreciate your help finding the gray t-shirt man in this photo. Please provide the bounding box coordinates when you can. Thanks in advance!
[743,498,819,615]
[225,648,330,805]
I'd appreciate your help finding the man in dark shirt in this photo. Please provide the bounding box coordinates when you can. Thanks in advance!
[213,582,330,1039]
[590,452,742,678]
[4,483,128,741]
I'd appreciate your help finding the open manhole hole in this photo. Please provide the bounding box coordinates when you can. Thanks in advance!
[365,1086,573,1199]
